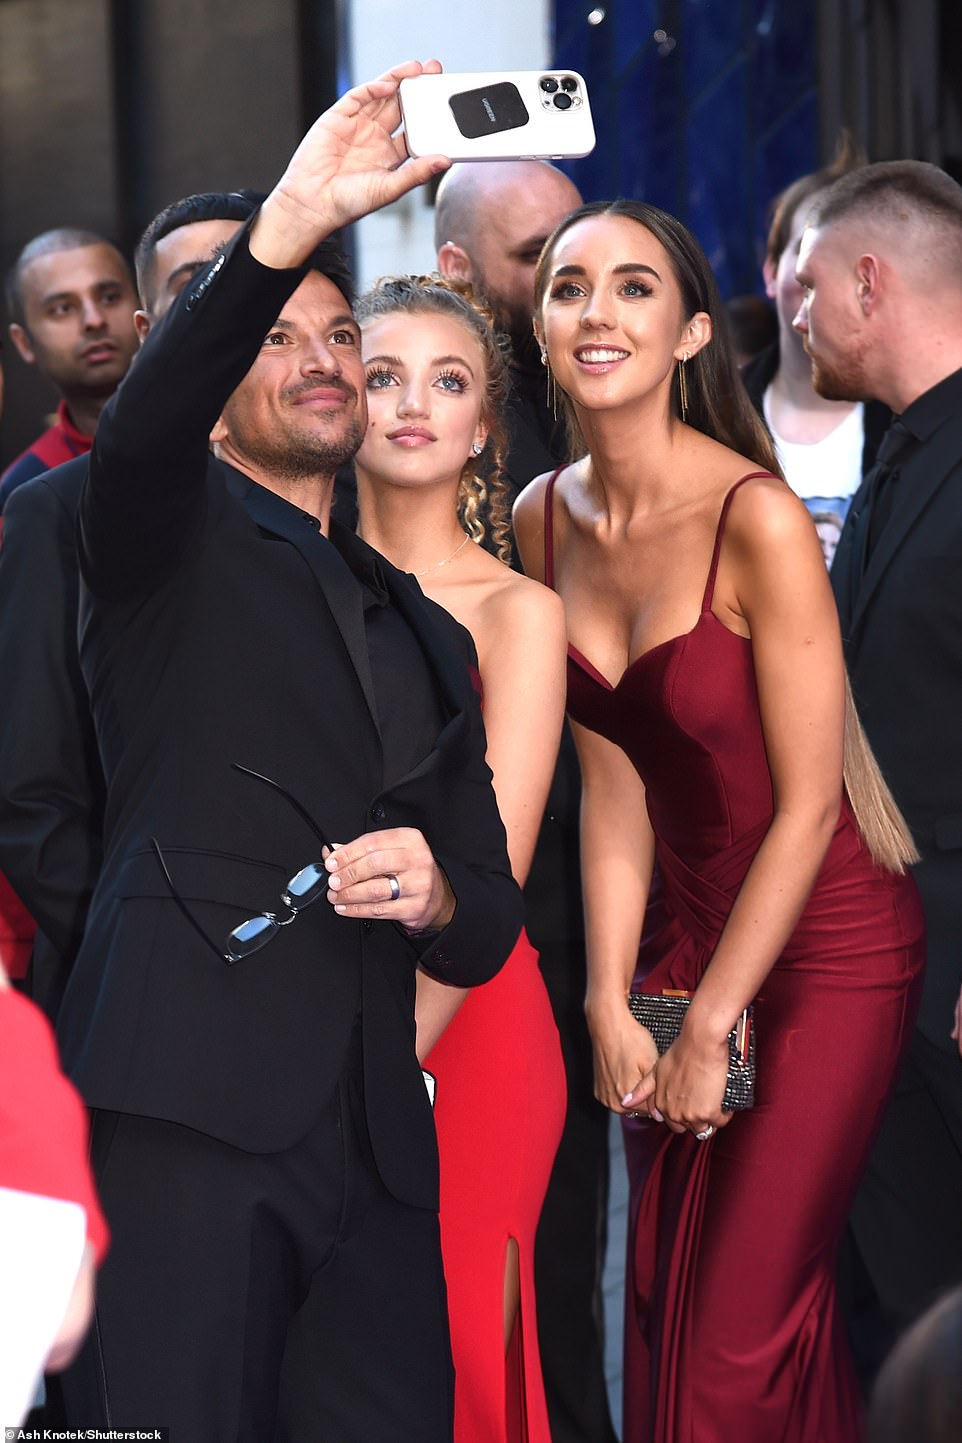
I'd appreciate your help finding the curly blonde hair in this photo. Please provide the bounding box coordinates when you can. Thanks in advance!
[354,274,514,564]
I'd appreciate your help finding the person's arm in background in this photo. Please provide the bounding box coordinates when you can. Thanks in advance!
[414,580,567,1059]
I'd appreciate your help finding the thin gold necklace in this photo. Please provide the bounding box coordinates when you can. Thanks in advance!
[413,533,471,578]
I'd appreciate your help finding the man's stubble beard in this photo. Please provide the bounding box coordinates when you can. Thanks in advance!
[236,411,366,487]
[806,335,870,404]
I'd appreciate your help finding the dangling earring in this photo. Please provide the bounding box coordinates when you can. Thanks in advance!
[678,351,690,423]
[541,349,559,422]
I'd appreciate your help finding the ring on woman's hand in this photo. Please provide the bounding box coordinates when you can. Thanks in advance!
[387,874,401,901]
[693,1124,715,1141]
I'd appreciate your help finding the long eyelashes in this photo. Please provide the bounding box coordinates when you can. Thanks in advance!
[436,369,469,393]
[365,364,396,388]
[364,366,470,394]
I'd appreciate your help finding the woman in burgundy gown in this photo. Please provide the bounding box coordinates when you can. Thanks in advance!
[514,201,925,1443]
[352,275,567,1443]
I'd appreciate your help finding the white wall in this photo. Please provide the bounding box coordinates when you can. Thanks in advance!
[347,0,551,288]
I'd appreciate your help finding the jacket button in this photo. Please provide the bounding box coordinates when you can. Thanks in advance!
[362,920,373,934]
[370,802,386,822]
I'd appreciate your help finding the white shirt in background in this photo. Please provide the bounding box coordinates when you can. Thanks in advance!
[763,387,865,567]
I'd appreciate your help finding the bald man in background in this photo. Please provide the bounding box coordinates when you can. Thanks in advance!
[435,160,582,498]
[436,162,618,1443]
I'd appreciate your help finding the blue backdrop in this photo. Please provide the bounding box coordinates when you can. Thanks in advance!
[552,0,818,296]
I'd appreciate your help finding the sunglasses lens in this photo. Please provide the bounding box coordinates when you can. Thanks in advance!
[283,863,328,908]
[227,914,279,960]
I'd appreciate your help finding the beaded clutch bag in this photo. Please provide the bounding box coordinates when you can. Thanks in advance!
[627,989,756,1112]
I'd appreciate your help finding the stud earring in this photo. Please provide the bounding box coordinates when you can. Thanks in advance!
[471,441,483,456]
[678,351,690,423]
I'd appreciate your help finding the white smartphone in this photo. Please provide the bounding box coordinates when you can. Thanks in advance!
[399,70,595,163]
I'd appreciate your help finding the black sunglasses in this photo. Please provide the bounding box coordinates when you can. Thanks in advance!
[151,764,334,965]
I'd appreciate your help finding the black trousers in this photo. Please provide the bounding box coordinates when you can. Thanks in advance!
[535,939,618,1443]
[60,1034,454,1442]
[841,1026,962,1383]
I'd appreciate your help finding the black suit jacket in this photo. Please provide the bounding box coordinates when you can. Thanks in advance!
[0,457,103,1017]
[831,382,962,1050]
[57,230,522,1209]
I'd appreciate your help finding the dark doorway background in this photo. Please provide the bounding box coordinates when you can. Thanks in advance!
[0,0,343,469]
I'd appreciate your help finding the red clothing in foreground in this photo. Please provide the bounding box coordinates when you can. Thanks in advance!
[0,987,108,1263]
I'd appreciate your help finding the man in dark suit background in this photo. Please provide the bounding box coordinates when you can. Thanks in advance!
[794,158,962,1372]
[0,192,263,1022]
[55,63,523,1438]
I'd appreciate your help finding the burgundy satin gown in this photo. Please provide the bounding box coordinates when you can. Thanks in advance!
[544,470,926,1443]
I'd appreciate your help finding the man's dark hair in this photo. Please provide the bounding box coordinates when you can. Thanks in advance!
[134,190,265,304]
[5,227,129,325]
[765,132,865,266]
[135,189,354,309]
[808,158,962,238]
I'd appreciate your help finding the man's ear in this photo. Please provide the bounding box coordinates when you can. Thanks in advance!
[437,242,473,282]
[8,323,36,367]
[762,256,777,301]
[855,253,880,314]
[134,310,151,345]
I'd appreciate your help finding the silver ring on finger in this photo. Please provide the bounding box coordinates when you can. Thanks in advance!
[386,873,401,902]
[693,1124,715,1142]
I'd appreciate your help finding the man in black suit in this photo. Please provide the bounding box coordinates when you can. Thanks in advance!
[0,192,262,1021]
[56,64,522,1439]
[795,158,962,1371]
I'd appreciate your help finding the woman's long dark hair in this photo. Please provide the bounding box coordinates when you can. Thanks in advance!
[533,198,781,477]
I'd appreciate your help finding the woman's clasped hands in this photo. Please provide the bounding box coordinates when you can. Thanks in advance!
[618,1020,733,1140]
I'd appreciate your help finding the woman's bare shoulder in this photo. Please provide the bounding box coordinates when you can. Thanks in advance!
[479,558,566,635]
[722,469,815,548]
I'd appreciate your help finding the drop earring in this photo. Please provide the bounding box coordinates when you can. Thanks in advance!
[541,349,559,422]
[678,351,690,423]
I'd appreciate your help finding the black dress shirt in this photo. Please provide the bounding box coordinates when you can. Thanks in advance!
[303,515,445,790]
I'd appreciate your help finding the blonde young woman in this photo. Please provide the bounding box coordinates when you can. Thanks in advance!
[352,275,567,1443]
[513,200,926,1443]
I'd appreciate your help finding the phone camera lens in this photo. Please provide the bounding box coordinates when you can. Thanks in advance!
[540,76,559,93]
[560,75,578,93]
[553,92,573,110]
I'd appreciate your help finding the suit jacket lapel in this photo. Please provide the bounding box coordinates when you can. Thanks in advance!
[848,420,962,639]
[228,472,381,732]
[384,566,470,738]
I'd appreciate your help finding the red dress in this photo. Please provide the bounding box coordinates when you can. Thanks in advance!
[544,470,925,1443]
[426,925,565,1441]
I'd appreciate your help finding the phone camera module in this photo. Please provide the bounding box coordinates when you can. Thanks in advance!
[553,91,573,110]
[540,76,559,93]
[560,75,579,93]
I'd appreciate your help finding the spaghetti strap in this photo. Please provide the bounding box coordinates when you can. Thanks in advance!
[701,471,777,613]
[542,467,565,589]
